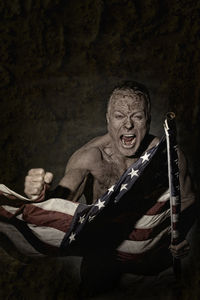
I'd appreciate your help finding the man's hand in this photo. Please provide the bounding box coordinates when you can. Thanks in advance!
[169,239,190,259]
[24,168,53,199]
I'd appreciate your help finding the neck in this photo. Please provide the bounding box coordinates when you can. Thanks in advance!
[108,133,155,169]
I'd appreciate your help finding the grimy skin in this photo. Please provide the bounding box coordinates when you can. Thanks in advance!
[24,90,195,258]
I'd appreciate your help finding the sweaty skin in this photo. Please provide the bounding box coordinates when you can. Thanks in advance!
[24,89,195,258]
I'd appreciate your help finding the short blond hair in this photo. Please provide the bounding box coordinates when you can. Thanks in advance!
[107,81,151,121]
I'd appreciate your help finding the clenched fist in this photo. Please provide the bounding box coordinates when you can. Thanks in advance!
[24,168,53,199]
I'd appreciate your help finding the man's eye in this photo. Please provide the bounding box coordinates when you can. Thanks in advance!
[134,115,143,120]
[115,114,124,119]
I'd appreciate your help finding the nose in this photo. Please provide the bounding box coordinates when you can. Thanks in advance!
[124,117,134,129]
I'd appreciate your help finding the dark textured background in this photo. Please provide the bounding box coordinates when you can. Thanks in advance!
[0,0,200,299]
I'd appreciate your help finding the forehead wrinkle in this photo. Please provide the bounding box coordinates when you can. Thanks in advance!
[111,96,145,115]
[108,89,146,113]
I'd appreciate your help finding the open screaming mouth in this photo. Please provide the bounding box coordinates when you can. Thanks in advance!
[120,134,136,148]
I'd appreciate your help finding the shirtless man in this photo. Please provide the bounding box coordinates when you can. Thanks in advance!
[24,81,195,294]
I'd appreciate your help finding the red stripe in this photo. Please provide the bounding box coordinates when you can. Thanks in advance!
[0,205,63,256]
[0,206,14,219]
[172,222,178,229]
[145,201,169,215]
[117,236,170,262]
[110,201,169,225]
[22,204,73,233]
[172,205,181,214]
[11,217,61,256]
[0,191,18,200]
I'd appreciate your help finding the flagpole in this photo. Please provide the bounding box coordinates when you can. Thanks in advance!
[164,112,182,279]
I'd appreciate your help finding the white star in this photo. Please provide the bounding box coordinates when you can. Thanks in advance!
[175,172,179,178]
[88,215,95,222]
[120,183,128,191]
[174,145,178,151]
[141,152,150,163]
[69,232,76,243]
[128,168,139,178]
[78,215,85,224]
[174,159,178,165]
[95,199,105,210]
[108,185,115,194]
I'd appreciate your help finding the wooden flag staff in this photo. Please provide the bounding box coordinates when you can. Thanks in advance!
[164,112,182,279]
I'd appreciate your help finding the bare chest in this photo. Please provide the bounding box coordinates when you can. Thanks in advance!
[90,159,126,201]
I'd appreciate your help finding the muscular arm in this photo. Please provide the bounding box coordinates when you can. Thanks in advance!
[28,135,109,203]
[48,147,102,202]
[178,149,196,238]
[178,149,196,211]
[58,154,90,201]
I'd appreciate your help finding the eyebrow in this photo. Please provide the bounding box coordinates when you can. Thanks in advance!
[113,110,144,114]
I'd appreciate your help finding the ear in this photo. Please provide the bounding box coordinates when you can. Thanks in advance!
[146,115,151,132]
[148,114,151,124]
[106,113,109,124]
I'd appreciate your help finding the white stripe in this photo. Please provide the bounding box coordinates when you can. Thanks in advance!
[172,213,179,223]
[2,205,19,215]
[172,230,179,239]
[16,214,23,221]
[171,196,179,206]
[0,221,44,257]
[0,184,32,201]
[135,209,170,229]
[31,198,79,216]
[117,226,170,254]
[26,223,65,247]
[157,190,169,202]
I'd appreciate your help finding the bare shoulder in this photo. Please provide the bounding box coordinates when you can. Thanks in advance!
[66,134,110,171]
[151,136,160,147]
[146,135,160,150]
[177,148,187,172]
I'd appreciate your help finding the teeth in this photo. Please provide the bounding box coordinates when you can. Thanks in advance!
[122,139,135,144]
[121,134,136,148]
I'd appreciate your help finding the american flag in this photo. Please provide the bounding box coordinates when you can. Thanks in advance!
[0,136,173,261]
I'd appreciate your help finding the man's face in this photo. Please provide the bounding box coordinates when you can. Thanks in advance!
[107,90,149,157]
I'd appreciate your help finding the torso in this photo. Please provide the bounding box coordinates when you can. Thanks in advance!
[81,133,159,203]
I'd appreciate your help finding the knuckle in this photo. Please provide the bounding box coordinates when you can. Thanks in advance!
[44,172,53,183]
[33,176,42,183]
[28,169,35,175]
[37,168,45,175]
[25,175,33,183]
[28,168,45,175]
[32,175,44,183]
